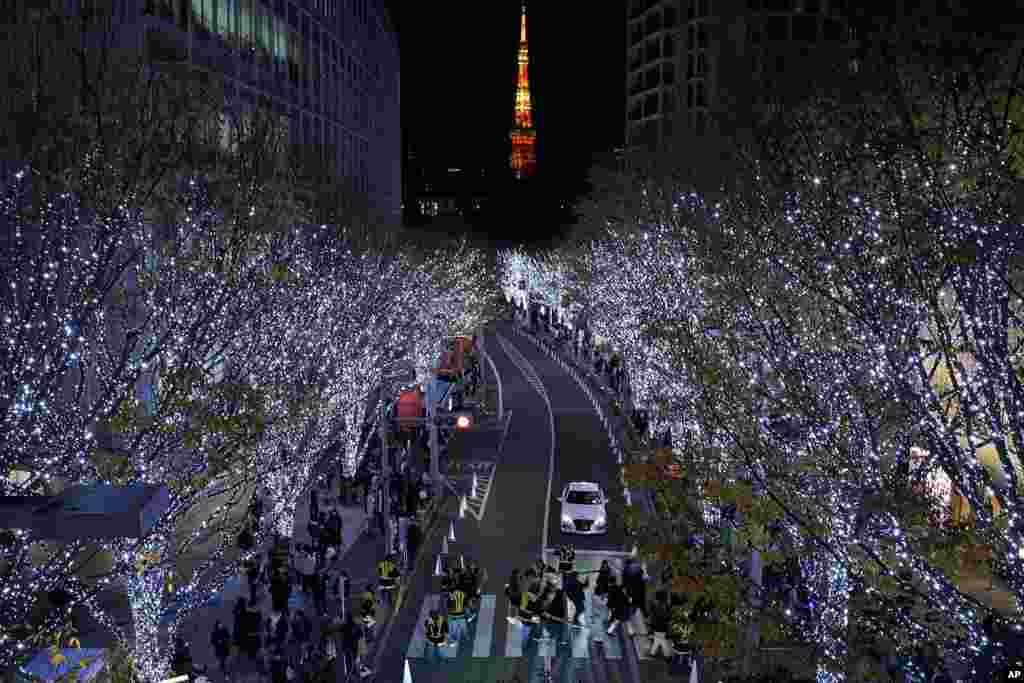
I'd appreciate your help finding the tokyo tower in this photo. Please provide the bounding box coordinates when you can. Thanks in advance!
[509,1,536,180]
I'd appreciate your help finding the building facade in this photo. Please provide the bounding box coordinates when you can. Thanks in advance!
[90,0,402,222]
[625,0,854,157]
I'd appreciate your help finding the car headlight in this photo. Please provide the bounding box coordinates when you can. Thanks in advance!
[594,516,607,528]
[561,514,573,526]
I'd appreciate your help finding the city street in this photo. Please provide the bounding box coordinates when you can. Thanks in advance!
[375,326,637,683]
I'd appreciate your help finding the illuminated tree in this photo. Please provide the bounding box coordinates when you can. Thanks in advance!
[546,9,1024,681]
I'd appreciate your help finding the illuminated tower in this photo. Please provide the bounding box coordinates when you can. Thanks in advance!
[510,1,536,180]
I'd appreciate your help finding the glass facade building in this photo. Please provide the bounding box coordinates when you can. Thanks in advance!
[41,0,401,222]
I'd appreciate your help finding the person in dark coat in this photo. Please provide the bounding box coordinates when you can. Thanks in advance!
[406,521,423,572]
[211,619,232,675]
[271,571,292,615]
[563,571,589,625]
[273,610,290,648]
[309,488,320,524]
[170,635,193,676]
[622,558,648,619]
[339,612,364,678]
[594,560,615,604]
[246,560,261,604]
[605,582,631,634]
[233,597,248,648]
[505,569,522,621]
[269,648,288,683]
[312,570,329,614]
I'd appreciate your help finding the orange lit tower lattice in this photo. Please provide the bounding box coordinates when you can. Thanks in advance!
[510,1,536,179]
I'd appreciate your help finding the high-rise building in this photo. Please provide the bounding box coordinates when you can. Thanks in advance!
[509,1,537,180]
[7,0,401,223]
[625,0,854,158]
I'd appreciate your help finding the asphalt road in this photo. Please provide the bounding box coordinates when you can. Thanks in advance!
[374,328,634,683]
[501,323,631,557]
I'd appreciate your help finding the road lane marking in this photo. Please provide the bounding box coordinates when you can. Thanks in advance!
[472,595,496,657]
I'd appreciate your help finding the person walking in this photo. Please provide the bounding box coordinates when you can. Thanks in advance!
[563,570,589,625]
[309,488,320,525]
[312,569,328,615]
[556,544,576,577]
[360,584,378,643]
[246,560,261,605]
[339,612,363,678]
[647,590,674,659]
[594,560,615,606]
[446,583,469,643]
[505,569,522,623]
[605,582,630,635]
[233,597,248,651]
[271,570,292,616]
[291,610,311,659]
[622,559,649,620]
[377,553,401,608]
[542,588,572,647]
[406,521,422,572]
[424,609,450,662]
[211,620,232,677]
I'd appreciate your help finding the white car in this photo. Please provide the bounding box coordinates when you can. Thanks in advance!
[558,481,608,534]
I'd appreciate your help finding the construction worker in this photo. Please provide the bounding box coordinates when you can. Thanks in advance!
[377,553,401,608]
[557,544,576,576]
[440,566,458,596]
[424,609,450,662]
[446,583,469,642]
[459,560,485,622]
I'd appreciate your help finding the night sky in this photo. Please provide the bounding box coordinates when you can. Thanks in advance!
[385,0,625,245]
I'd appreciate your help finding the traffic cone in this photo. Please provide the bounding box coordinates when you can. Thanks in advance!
[459,495,467,518]
[403,658,413,683]
[442,533,448,554]
[448,522,456,543]
[434,554,444,576]
[472,473,478,498]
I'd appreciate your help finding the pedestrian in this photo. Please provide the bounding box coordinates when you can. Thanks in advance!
[424,609,450,662]
[273,609,290,649]
[309,488,319,524]
[312,570,328,615]
[446,582,469,642]
[542,588,571,646]
[269,648,287,683]
[211,619,232,676]
[557,543,576,576]
[360,584,378,643]
[506,569,524,619]
[563,571,588,625]
[246,560,261,604]
[594,560,613,605]
[605,582,630,635]
[170,634,193,677]
[271,571,291,615]
[623,558,648,619]
[647,590,673,658]
[377,553,401,608]
[339,611,363,678]
[291,609,311,654]
[233,597,248,649]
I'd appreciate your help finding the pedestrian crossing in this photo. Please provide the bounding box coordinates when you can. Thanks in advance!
[405,593,625,660]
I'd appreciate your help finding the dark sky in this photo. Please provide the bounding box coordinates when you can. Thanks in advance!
[386,0,625,202]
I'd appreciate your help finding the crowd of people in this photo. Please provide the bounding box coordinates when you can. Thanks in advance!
[167,448,436,683]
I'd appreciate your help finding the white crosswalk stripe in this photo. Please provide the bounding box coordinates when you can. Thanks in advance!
[407,592,631,661]
[472,594,497,657]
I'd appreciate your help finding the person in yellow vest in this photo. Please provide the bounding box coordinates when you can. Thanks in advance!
[424,609,450,662]
[446,585,469,642]
[377,553,401,608]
